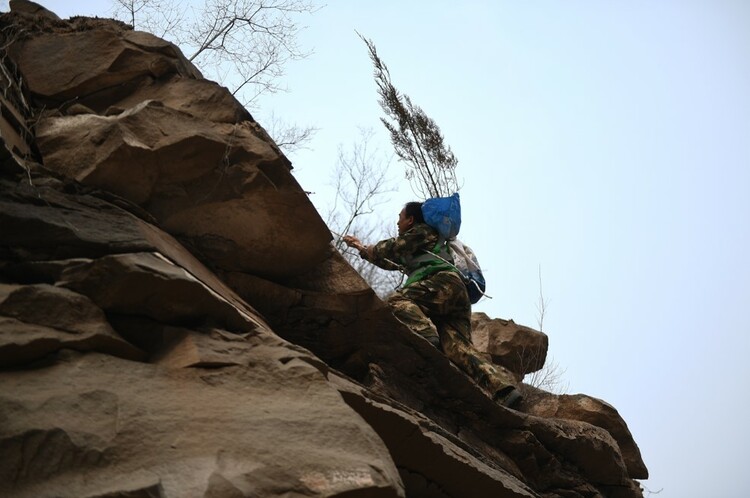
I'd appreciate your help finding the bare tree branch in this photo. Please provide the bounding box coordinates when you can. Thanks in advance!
[524,266,569,394]
[111,0,316,109]
[326,128,401,297]
[525,353,569,394]
[263,112,317,153]
[536,265,547,331]
[112,0,186,40]
[185,0,316,108]
[110,0,318,155]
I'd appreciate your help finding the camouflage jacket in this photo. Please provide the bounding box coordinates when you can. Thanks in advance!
[363,223,455,284]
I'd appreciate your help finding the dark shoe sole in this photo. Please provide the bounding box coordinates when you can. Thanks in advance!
[494,387,523,408]
[501,389,523,408]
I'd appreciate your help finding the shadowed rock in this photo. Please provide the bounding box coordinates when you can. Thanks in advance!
[332,373,537,498]
[58,252,260,333]
[0,284,144,366]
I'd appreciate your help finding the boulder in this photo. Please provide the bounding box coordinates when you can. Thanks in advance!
[8,26,201,105]
[521,388,648,480]
[523,416,628,486]
[471,312,549,374]
[35,100,331,278]
[8,0,60,20]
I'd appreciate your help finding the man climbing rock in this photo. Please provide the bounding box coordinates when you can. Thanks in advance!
[343,201,522,408]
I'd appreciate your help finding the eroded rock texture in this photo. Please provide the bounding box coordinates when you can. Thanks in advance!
[0,3,647,497]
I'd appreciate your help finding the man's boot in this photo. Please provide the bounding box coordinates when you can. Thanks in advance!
[494,386,523,409]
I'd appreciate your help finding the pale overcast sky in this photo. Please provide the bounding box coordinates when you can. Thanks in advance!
[7,1,750,497]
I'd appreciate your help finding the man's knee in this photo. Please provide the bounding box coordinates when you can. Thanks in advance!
[386,291,408,307]
[387,295,439,342]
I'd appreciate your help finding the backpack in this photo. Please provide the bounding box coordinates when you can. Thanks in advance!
[448,239,486,304]
[421,193,487,303]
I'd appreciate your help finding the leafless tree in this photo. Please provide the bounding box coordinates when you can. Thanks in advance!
[110,0,317,151]
[536,264,547,332]
[341,222,404,299]
[326,128,403,297]
[263,111,317,154]
[360,33,459,199]
[183,0,315,107]
[112,0,185,39]
[525,354,568,394]
[525,266,569,394]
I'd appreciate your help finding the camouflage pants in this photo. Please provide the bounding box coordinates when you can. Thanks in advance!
[386,271,517,397]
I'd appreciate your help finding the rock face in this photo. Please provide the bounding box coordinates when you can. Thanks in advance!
[8,10,330,278]
[0,4,647,498]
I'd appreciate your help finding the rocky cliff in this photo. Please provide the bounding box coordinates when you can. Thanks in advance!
[0,3,647,497]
